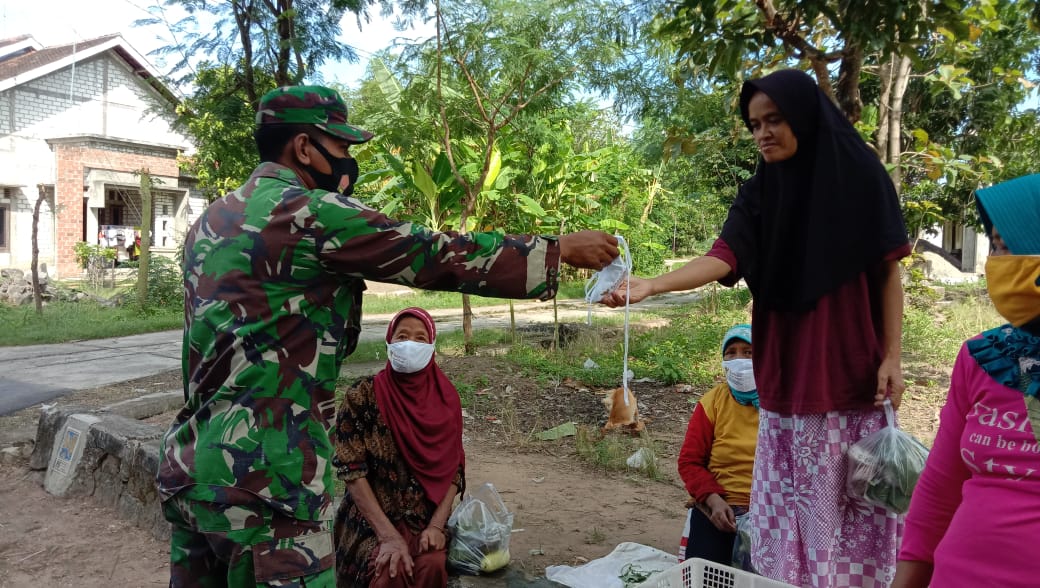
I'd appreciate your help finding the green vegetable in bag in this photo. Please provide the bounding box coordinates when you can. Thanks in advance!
[446,483,514,575]
[846,399,929,514]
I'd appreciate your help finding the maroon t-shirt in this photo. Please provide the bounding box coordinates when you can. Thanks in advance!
[706,238,911,414]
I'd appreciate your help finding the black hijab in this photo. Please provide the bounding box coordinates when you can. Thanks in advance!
[719,69,908,312]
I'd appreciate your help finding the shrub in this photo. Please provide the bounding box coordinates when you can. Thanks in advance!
[72,242,117,289]
[122,255,183,310]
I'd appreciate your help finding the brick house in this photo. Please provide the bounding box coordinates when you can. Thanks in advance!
[0,33,206,278]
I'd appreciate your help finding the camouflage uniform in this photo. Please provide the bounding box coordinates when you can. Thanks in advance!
[157,86,560,586]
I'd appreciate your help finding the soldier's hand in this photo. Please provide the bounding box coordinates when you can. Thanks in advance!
[559,231,619,270]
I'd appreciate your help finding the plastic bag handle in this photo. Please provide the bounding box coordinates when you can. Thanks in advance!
[883,397,896,428]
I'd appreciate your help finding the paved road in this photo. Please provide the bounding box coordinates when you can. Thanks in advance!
[0,291,703,415]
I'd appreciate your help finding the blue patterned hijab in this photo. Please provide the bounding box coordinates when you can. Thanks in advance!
[967,174,1040,398]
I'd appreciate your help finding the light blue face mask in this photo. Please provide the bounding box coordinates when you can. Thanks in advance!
[584,235,631,303]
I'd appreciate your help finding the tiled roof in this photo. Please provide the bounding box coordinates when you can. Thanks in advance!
[0,34,119,83]
[0,35,34,50]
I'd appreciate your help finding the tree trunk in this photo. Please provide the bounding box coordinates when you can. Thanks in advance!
[31,184,47,314]
[462,294,474,355]
[877,53,912,190]
[887,55,913,192]
[233,1,258,107]
[137,170,153,308]
[877,58,895,162]
[552,296,559,351]
[835,45,864,123]
[509,300,516,343]
[273,0,293,85]
[459,195,478,354]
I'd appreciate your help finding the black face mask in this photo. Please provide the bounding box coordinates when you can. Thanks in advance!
[306,137,359,196]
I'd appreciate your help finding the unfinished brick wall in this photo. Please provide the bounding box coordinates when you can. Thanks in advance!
[53,140,178,277]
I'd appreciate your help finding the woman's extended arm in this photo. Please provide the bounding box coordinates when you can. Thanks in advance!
[874,259,906,408]
[603,256,732,307]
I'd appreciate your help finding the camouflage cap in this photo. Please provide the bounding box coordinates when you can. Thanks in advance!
[256,85,373,144]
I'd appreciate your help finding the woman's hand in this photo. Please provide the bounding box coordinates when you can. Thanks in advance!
[601,276,654,307]
[418,524,448,552]
[875,356,905,409]
[372,534,414,581]
[703,493,737,533]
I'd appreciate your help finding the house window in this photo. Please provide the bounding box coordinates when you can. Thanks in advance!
[0,204,8,252]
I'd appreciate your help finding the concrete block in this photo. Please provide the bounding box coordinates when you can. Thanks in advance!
[101,390,183,420]
[1,446,21,465]
[44,413,162,496]
[38,408,171,540]
[90,413,164,458]
[30,403,92,470]
[125,440,161,500]
[43,413,101,496]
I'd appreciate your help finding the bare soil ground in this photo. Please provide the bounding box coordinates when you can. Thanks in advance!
[0,346,949,587]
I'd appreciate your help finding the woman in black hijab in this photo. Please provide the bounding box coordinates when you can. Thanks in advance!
[604,69,910,587]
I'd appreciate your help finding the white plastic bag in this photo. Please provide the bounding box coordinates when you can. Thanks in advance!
[446,482,514,575]
[846,399,929,514]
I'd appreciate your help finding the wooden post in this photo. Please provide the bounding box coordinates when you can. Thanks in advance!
[31,184,47,314]
[137,170,153,307]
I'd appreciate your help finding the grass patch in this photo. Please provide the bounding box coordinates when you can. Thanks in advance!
[506,288,751,389]
[575,426,664,481]
[0,301,180,346]
[902,298,1002,366]
[359,280,587,314]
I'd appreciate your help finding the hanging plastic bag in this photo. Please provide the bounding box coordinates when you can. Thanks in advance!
[447,482,514,575]
[846,399,929,514]
[730,511,755,572]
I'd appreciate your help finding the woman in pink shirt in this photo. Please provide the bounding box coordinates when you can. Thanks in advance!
[892,174,1040,588]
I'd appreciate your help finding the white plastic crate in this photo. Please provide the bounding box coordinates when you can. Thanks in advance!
[635,558,796,588]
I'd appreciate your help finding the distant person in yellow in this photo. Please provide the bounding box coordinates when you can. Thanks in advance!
[677,324,758,566]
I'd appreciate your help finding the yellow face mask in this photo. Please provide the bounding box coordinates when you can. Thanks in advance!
[985,255,1040,327]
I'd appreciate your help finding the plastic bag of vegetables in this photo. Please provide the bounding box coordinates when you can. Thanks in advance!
[447,482,514,575]
[730,512,755,572]
[846,399,929,514]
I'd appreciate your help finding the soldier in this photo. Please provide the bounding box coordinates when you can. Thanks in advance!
[156,85,619,587]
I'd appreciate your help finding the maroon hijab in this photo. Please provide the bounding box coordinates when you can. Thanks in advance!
[373,307,464,505]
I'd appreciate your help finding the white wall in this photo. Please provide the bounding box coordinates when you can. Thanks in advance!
[0,49,192,270]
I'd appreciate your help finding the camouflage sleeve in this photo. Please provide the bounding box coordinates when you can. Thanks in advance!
[312,191,561,300]
[333,379,374,482]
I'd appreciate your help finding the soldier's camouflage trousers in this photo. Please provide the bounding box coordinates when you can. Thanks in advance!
[163,494,335,588]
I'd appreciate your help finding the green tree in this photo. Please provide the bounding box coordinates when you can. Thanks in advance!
[654,0,968,122]
[651,0,1039,225]
[896,0,1040,223]
[140,0,362,104]
[174,64,268,198]
[385,0,636,351]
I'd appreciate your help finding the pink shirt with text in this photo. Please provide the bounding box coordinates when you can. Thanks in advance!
[899,342,1040,587]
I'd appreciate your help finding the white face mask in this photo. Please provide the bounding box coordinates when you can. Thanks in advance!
[583,235,631,303]
[723,358,757,393]
[387,340,435,374]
